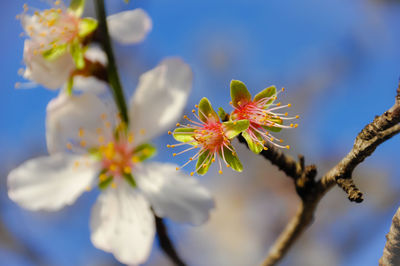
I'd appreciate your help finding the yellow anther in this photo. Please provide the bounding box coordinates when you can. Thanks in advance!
[80,140,86,147]
[128,133,134,143]
[183,115,188,119]
[173,153,177,157]
[170,145,175,148]
[203,164,207,168]
[286,145,290,149]
[74,161,80,168]
[277,102,281,106]
[167,144,170,148]
[229,101,233,105]
[131,156,139,163]
[279,139,284,143]
[78,128,85,137]
[226,164,231,168]
[176,123,180,127]
[290,123,294,128]
[99,173,107,181]
[168,131,172,135]
[212,158,215,163]
[208,113,212,117]
[288,103,292,107]
[296,115,300,119]
[270,137,274,142]
[176,167,180,171]
[233,121,237,125]
[56,8,62,13]
[282,87,285,92]
[189,157,193,161]
[218,170,223,174]
[140,129,146,135]
[294,124,298,128]
[195,104,199,108]
[98,136,105,144]
[85,186,91,192]
[55,0,61,5]
[194,145,199,148]
[263,146,268,150]
[123,166,131,174]
[111,182,117,189]
[52,43,57,49]
[284,112,288,116]
[110,164,117,171]
[105,121,111,128]
[192,109,196,113]
[190,172,194,176]
[66,142,72,150]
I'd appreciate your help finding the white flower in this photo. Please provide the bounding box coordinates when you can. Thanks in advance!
[8,58,214,265]
[19,2,152,90]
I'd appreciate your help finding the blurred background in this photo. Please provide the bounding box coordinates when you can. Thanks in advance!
[1,0,400,265]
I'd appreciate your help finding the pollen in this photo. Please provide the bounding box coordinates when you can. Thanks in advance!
[99,173,107,181]
[218,170,223,174]
[111,182,117,189]
[80,140,86,147]
[190,172,194,176]
[66,142,72,150]
[78,128,85,138]
[286,145,290,149]
[123,166,131,174]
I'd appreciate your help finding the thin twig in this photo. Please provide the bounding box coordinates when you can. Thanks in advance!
[94,1,185,264]
[241,82,400,266]
[155,215,186,266]
[94,0,129,124]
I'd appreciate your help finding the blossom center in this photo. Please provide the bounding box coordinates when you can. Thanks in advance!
[194,121,226,153]
[98,140,135,178]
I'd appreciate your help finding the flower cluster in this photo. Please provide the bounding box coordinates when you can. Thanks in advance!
[9,1,214,265]
[169,80,299,175]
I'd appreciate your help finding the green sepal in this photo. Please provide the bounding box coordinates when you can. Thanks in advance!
[69,0,86,17]
[223,119,249,139]
[253,86,277,108]
[196,150,214,175]
[219,145,243,172]
[242,130,264,154]
[218,107,228,121]
[230,80,251,108]
[198,97,219,123]
[123,173,137,188]
[66,77,74,95]
[78,17,98,38]
[173,128,197,145]
[70,40,85,70]
[262,116,283,132]
[133,143,157,162]
[98,176,113,190]
[42,43,68,61]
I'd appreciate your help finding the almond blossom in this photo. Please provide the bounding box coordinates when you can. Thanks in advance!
[8,58,214,265]
[229,80,299,154]
[169,97,249,176]
[18,1,152,90]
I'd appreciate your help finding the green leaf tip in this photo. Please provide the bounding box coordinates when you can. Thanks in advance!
[220,145,243,172]
[133,143,157,162]
[198,97,219,123]
[172,128,197,145]
[254,86,277,107]
[242,131,264,154]
[218,107,228,121]
[79,17,98,38]
[223,119,249,139]
[196,150,214,175]
[230,80,251,108]
[69,0,86,17]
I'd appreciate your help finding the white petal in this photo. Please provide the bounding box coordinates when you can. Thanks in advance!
[107,9,152,44]
[72,76,108,94]
[129,58,192,144]
[8,153,98,211]
[84,45,108,65]
[46,92,113,155]
[90,181,155,265]
[136,162,215,225]
[23,40,75,90]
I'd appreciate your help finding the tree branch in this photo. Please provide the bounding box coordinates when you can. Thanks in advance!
[155,216,186,266]
[380,206,400,265]
[248,81,400,266]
